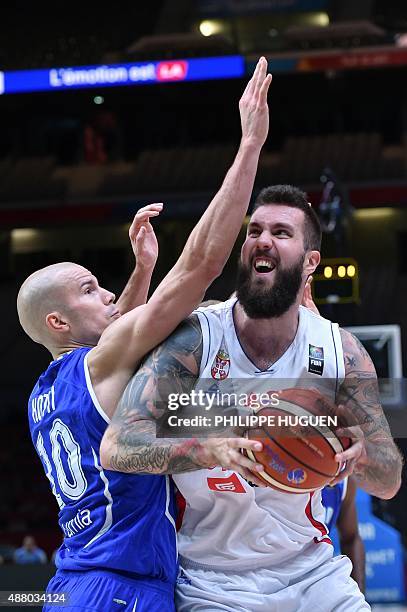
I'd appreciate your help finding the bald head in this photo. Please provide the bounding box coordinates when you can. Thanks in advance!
[17,262,87,345]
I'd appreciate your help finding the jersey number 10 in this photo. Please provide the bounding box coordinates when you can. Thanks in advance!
[36,418,88,509]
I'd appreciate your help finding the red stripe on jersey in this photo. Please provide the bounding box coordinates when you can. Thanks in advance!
[314,536,333,545]
[175,489,186,531]
[305,492,332,545]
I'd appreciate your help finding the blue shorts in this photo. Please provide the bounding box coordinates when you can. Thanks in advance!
[44,569,175,611]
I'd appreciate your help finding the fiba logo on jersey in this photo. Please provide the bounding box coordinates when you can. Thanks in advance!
[287,468,307,484]
[308,344,324,375]
[211,349,230,380]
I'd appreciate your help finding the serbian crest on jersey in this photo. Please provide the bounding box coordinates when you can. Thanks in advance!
[211,349,230,380]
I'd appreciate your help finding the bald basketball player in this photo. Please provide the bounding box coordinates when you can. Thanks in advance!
[18,202,161,352]
[17,58,272,612]
[100,184,402,611]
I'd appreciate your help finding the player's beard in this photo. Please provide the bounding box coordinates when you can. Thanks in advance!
[236,254,305,319]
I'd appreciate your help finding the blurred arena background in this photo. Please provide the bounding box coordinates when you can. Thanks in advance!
[0,0,407,609]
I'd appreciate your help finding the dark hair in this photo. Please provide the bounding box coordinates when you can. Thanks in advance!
[253,184,321,251]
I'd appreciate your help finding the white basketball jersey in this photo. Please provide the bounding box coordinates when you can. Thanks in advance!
[173,298,345,572]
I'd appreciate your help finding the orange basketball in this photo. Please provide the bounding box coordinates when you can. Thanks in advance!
[244,388,351,493]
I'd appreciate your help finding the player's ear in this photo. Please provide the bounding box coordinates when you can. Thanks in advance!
[45,311,70,333]
[304,250,320,275]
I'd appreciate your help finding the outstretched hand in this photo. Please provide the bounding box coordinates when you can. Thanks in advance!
[129,203,162,269]
[239,56,272,150]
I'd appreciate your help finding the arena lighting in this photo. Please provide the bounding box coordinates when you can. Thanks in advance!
[0,55,244,95]
[354,208,397,220]
[199,20,223,37]
[313,257,359,305]
[11,228,43,252]
[311,12,330,27]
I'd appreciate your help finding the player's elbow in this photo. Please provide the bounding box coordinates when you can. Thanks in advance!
[384,455,403,499]
[380,477,402,500]
[376,468,402,499]
[198,257,224,286]
[182,246,225,284]
[99,432,115,471]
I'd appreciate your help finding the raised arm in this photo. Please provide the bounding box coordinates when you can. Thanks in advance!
[143,57,272,322]
[333,328,402,499]
[90,58,272,382]
[99,315,264,482]
[115,203,161,314]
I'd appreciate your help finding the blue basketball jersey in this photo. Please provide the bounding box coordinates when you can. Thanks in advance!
[28,348,177,585]
[321,479,347,533]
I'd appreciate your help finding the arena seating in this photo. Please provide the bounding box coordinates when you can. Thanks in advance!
[0,134,405,205]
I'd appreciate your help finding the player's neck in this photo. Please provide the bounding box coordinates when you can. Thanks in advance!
[52,346,78,360]
[52,338,94,360]
[233,301,300,369]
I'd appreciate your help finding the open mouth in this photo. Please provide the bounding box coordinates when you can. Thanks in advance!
[253,258,276,274]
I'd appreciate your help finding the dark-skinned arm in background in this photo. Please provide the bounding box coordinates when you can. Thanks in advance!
[337,477,366,593]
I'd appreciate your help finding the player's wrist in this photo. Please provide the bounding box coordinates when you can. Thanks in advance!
[239,137,264,154]
[195,439,218,468]
[135,259,156,272]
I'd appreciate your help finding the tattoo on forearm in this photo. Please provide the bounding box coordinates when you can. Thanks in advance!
[108,315,206,474]
[353,439,403,497]
[339,328,402,495]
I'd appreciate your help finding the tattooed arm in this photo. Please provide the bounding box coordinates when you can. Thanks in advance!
[334,328,402,499]
[99,315,264,479]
